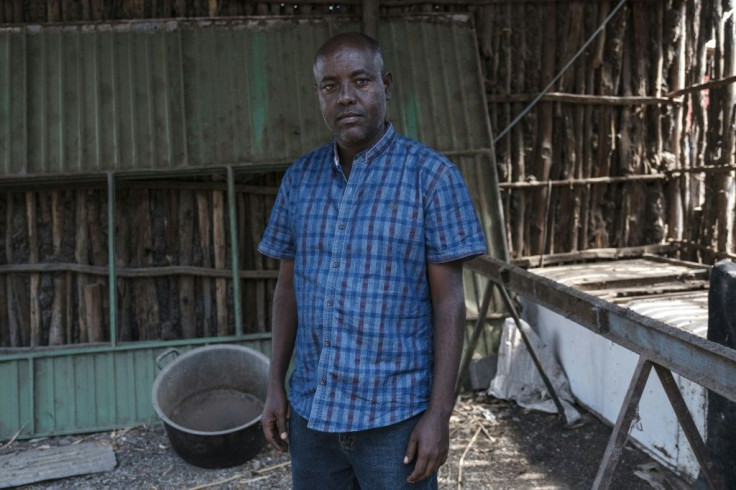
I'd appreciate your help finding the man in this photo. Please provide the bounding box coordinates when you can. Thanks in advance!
[258,32,487,489]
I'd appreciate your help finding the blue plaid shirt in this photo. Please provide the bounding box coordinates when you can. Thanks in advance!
[258,124,487,432]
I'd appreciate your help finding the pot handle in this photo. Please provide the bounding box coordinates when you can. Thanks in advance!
[155,348,180,370]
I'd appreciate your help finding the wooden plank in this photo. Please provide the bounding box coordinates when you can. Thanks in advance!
[0,441,116,489]
[26,192,40,346]
[213,190,228,336]
[654,364,723,490]
[593,357,652,489]
[178,190,196,338]
[197,191,214,337]
[75,192,90,343]
[85,283,104,342]
[49,191,65,345]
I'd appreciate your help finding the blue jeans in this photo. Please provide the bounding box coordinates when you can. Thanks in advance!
[289,410,439,490]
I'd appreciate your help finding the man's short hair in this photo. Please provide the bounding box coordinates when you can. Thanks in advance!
[313,33,387,76]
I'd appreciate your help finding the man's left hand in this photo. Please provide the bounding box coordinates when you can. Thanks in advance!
[403,409,450,483]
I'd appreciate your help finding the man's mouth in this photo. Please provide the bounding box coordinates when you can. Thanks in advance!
[337,113,362,122]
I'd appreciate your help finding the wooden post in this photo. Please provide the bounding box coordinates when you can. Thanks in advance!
[47,0,61,22]
[362,0,379,40]
[593,356,652,490]
[197,190,214,336]
[178,190,196,338]
[84,283,104,342]
[49,191,65,345]
[529,1,556,256]
[75,192,89,343]
[26,192,41,346]
[5,194,19,347]
[213,189,228,336]
[251,193,267,332]
[510,3,527,257]
[115,189,132,342]
[131,189,159,340]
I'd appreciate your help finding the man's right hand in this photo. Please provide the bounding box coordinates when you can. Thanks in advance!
[261,385,290,452]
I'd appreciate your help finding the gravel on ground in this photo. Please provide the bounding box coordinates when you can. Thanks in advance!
[2,394,690,489]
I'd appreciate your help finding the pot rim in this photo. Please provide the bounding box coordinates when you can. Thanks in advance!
[152,344,269,437]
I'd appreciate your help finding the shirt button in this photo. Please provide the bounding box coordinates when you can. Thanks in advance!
[324,340,330,347]
[319,379,326,386]
[332,261,340,268]
[338,224,346,230]
[326,300,333,307]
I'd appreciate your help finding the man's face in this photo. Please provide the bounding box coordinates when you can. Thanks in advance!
[313,43,392,155]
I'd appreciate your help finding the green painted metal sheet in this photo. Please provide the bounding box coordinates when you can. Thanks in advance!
[0,338,271,440]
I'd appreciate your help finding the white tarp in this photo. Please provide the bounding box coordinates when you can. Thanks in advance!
[489,318,581,424]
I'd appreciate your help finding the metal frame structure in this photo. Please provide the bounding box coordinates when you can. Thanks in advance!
[466,255,736,490]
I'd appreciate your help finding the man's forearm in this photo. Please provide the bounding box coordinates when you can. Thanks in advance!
[426,261,466,417]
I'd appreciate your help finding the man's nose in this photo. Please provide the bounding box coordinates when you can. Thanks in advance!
[338,82,355,104]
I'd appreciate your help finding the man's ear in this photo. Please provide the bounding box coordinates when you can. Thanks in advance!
[383,72,393,100]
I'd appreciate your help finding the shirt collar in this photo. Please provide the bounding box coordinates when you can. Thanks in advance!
[333,122,396,169]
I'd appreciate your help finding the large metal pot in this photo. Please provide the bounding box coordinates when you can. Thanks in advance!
[152,344,269,469]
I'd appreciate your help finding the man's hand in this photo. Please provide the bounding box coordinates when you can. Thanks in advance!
[261,260,297,454]
[261,385,289,452]
[403,409,450,483]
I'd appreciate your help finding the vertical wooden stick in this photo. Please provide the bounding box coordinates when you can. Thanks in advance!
[75,192,89,343]
[197,190,213,337]
[213,189,228,336]
[49,190,65,345]
[6,193,23,347]
[84,283,104,342]
[26,192,41,347]
[250,193,266,332]
[179,190,196,338]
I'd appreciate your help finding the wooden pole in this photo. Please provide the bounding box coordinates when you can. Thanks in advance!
[75,192,89,343]
[130,189,159,340]
[197,190,214,337]
[529,0,556,255]
[510,1,527,257]
[26,192,41,346]
[5,194,21,347]
[362,0,379,40]
[250,193,267,333]
[49,191,65,345]
[213,189,228,336]
[178,190,196,338]
[84,283,104,342]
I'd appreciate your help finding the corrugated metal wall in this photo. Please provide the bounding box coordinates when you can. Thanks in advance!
[0,339,271,438]
[0,15,506,439]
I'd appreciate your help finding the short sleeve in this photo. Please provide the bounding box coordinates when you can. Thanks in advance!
[424,165,488,263]
[257,169,296,260]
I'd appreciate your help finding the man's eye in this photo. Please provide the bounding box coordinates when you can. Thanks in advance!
[322,84,336,92]
[354,79,368,87]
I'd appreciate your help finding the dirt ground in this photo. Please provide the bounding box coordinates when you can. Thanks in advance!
[3,394,690,490]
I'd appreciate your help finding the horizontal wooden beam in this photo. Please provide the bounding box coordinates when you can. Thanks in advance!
[0,263,279,279]
[487,91,675,106]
